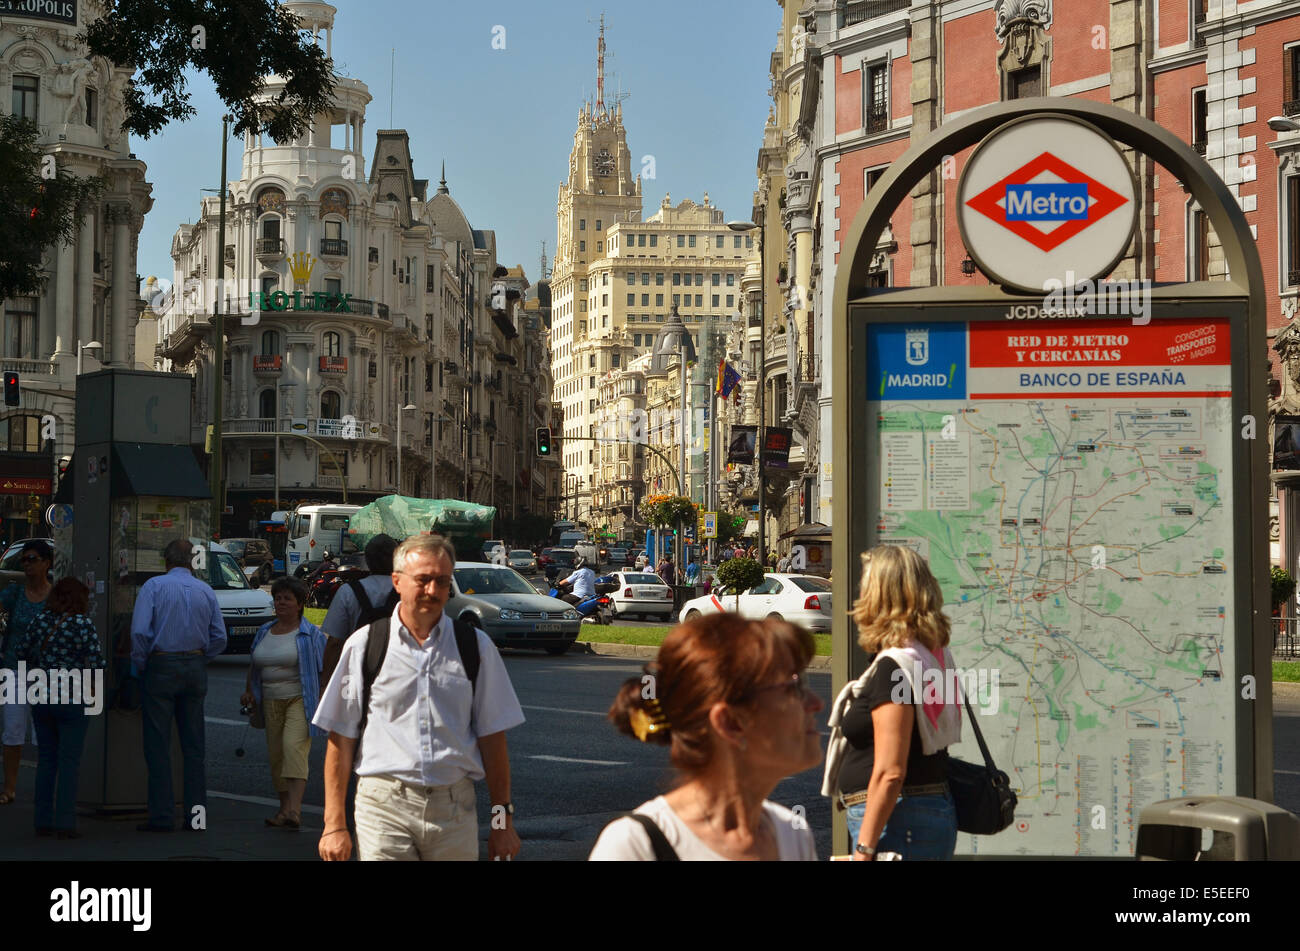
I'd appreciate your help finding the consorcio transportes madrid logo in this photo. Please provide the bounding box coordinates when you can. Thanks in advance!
[963,151,1131,253]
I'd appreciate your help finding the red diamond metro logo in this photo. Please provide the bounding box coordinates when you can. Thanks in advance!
[964,152,1130,253]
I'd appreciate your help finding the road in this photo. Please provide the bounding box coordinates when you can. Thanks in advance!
[206,650,835,860]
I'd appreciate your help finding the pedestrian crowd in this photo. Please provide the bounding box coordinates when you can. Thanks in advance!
[0,528,968,861]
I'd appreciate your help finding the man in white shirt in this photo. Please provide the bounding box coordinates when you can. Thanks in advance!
[557,556,596,607]
[314,534,525,861]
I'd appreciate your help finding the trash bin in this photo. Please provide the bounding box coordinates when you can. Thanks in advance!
[673,584,695,613]
[1135,796,1300,860]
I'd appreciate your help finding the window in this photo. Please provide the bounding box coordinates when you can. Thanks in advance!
[258,388,277,419]
[579,240,586,252]
[85,87,97,129]
[324,331,341,356]
[716,235,724,248]
[260,329,280,355]
[596,219,603,230]
[642,294,650,306]
[656,272,664,285]
[1192,89,1208,154]
[673,273,681,286]
[637,234,646,247]
[321,391,342,419]
[325,277,342,297]
[641,272,649,285]
[726,294,734,307]
[656,294,664,306]
[589,355,597,368]
[12,75,37,121]
[712,295,720,307]
[580,219,587,230]
[612,353,620,367]
[649,235,658,247]
[596,241,602,252]
[1287,45,1300,115]
[673,294,681,306]
[2,415,41,452]
[1281,179,1296,284]
[734,235,742,249]
[746,236,753,248]
[1008,64,1042,99]
[866,166,886,196]
[602,272,609,286]
[627,293,636,306]
[580,279,588,291]
[695,295,703,307]
[627,271,635,283]
[590,377,596,389]
[712,273,720,286]
[602,294,608,305]
[688,235,697,248]
[677,235,685,248]
[865,63,888,132]
[634,334,642,346]
[250,447,274,476]
[727,274,735,286]
[2,297,38,359]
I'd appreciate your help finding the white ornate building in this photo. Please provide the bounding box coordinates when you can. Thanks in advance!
[0,0,152,543]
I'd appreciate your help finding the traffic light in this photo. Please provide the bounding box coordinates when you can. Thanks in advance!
[3,371,18,407]
[535,427,552,457]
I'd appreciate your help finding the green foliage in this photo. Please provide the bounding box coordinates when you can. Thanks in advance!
[85,0,337,141]
[713,512,748,546]
[1272,565,1297,612]
[639,494,697,528]
[0,116,105,301]
[716,556,765,598]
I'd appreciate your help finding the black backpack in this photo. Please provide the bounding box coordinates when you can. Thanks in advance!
[355,611,481,744]
[347,578,400,628]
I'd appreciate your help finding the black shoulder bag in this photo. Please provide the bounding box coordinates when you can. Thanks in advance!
[946,692,1017,835]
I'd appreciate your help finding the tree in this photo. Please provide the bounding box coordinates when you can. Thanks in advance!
[1272,565,1296,614]
[716,556,765,612]
[714,512,748,547]
[85,0,338,141]
[0,116,105,301]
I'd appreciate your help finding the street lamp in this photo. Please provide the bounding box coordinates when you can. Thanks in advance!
[1268,116,1300,133]
[396,403,415,495]
[76,340,102,376]
[727,218,766,561]
[656,304,696,571]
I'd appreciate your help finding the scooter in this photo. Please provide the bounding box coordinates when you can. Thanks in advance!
[550,577,617,625]
[306,563,368,608]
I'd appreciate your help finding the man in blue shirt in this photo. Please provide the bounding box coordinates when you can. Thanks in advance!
[130,538,227,832]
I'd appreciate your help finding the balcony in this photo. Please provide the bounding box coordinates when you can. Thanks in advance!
[221,417,386,440]
[1285,100,1300,119]
[1192,139,1207,156]
[0,358,55,376]
[1193,1,1206,49]
[319,238,349,257]
[256,237,284,262]
[842,0,909,27]
[865,102,888,135]
[252,354,282,375]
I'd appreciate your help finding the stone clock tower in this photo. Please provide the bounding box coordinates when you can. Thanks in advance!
[551,16,642,522]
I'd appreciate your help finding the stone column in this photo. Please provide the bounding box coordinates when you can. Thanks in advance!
[77,211,94,354]
[54,235,75,361]
[305,341,316,417]
[111,206,131,366]
[908,3,941,289]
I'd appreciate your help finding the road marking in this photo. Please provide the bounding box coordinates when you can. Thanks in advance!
[207,790,324,815]
[529,754,628,766]
[206,716,250,727]
[1274,769,1300,776]
[522,704,606,717]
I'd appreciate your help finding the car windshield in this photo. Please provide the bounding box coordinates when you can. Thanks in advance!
[789,576,832,592]
[207,552,250,590]
[509,550,533,558]
[454,567,537,596]
[224,541,246,556]
[0,540,52,571]
[623,573,665,585]
[550,550,576,565]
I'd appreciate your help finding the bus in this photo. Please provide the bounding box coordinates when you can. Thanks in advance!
[255,517,289,575]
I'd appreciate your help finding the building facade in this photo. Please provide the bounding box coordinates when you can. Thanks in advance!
[154,1,556,539]
[0,0,152,544]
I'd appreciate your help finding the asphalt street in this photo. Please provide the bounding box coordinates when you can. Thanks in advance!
[206,650,835,860]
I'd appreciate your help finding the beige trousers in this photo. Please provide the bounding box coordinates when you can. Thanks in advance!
[354,775,478,861]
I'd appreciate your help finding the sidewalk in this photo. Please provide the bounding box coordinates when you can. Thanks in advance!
[0,755,323,861]
[577,640,833,669]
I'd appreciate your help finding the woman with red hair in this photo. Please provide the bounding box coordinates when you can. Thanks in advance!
[590,613,823,860]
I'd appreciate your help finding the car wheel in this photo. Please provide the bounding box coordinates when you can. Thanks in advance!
[685,610,701,621]
[767,613,784,622]
[545,644,570,656]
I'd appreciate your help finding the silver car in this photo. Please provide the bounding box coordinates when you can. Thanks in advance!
[507,549,538,573]
[446,562,580,655]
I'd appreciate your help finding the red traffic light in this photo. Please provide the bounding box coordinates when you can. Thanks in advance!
[3,371,19,407]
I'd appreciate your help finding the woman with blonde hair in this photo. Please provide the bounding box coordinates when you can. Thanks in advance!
[823,545,960,860]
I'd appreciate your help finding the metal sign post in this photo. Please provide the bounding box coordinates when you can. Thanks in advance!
[832,99,1268,858]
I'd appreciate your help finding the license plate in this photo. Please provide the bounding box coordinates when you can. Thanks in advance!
[535,623,562,633]
[231,625,260,637]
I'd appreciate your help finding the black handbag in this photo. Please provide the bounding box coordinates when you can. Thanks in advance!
[947,693,1017,835]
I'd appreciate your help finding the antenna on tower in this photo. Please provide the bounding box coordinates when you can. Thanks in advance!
[611,72,631,112]
[587,12,606,115]
[540,241,549,281]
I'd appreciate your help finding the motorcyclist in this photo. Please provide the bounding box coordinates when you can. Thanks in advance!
[307,549,338,583]
[556,555,596,607]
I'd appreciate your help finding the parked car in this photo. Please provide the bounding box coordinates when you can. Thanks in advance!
[481,539,507,562]
[607,547,629,567]
[677,573,833,632]
[543,547,578,581]
[507,549,538,573]
[608,570,676,620]
[220,537,275,586]
[203,541,276,653]
[446,562,580,655]
[537,548,555,570]
[0,537,54,588]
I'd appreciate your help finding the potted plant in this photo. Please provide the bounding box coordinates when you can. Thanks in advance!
[716,556,765,612]
[1272,565,1296,616]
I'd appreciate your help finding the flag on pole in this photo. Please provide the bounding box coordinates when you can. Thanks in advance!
[716,358,726,395]
[719,362,742,399]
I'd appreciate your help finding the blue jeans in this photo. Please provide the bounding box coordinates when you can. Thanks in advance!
[32,702,90,831]
[141,654,208,827]
[846,792,958,860]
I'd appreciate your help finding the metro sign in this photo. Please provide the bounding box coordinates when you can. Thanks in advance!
[963,151,1130,253]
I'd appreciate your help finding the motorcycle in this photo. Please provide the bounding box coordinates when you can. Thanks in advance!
[550,576,618,625]
[306,562,368,608]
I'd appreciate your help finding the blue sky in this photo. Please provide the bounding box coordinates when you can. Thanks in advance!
[133,0,782,286]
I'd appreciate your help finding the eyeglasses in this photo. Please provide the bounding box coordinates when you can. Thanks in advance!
[20,556,44,565]
[400,572,453,590]
[747,672,810,702]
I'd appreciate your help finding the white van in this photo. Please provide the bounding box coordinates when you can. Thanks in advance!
[199,541,276,654]
[285,503,362,576]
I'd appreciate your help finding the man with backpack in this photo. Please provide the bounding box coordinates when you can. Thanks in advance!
[320,534,399,685]
[313,534,524,861]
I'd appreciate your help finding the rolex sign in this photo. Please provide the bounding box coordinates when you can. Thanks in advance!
[0,0,77,24]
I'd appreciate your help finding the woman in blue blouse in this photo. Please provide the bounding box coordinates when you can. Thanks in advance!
[0,539,53,805]
[240,577,325,829]
[19,577,105,838]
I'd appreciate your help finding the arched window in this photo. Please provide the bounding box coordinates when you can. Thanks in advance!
[256,187,285,248]
[258,389,277,419]
[323,331,341,357]
[320,391,341,419]
[260,330,280,356]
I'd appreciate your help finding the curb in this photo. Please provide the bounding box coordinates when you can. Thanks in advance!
[580,641,832,669]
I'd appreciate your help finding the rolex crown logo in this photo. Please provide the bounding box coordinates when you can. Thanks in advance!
[287,251,316,285]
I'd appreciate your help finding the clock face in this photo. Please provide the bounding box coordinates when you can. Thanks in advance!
[595,149,614,176]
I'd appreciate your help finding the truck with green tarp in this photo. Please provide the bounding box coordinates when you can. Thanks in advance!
[344,496,497,559]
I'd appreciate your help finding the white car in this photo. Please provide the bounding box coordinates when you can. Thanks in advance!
[203,541,276,653]
[508,549,538,573]
[608,571,676,620]
[678,574,833,632]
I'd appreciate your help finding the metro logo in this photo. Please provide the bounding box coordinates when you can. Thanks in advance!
[965,152,1129,252]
